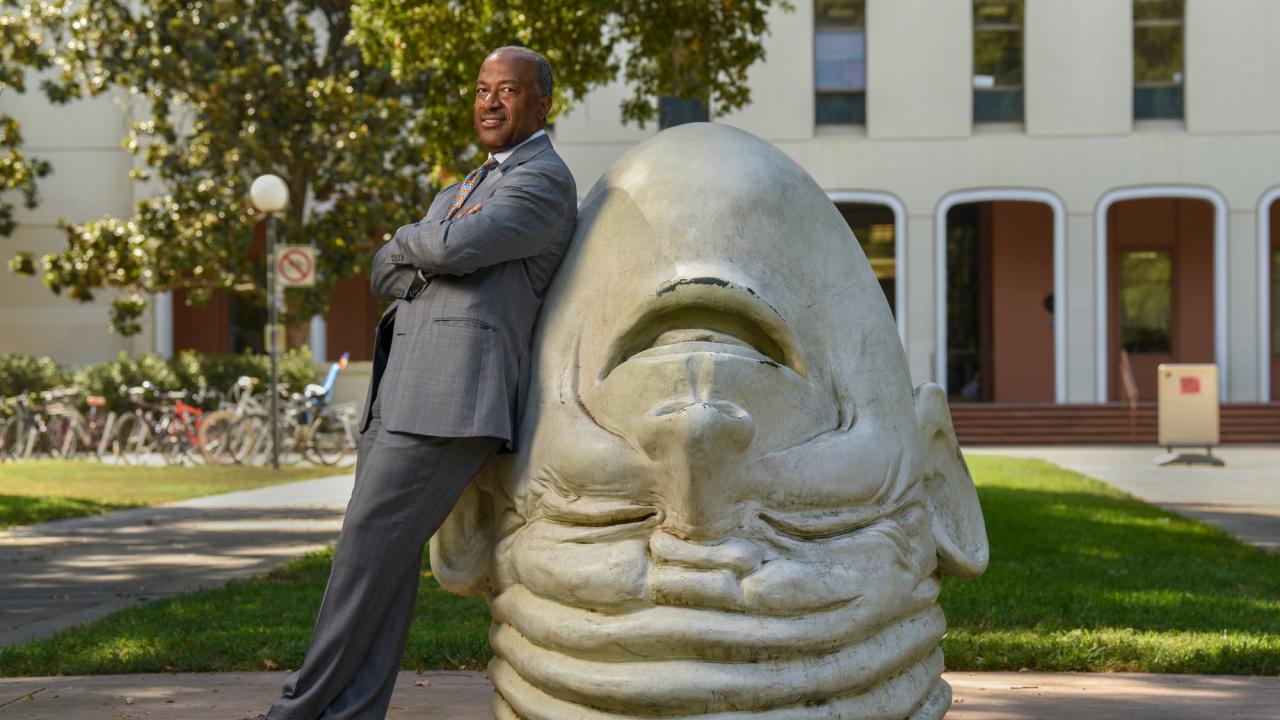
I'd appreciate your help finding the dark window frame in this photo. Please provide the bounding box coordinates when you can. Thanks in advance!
[1133,0,1185,120]
[972,0,1024,124]
[815,0,867,126]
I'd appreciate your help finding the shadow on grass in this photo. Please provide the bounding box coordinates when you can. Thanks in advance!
[0,494,133,530]
[0,548,491,677]
[945,484,1280,632]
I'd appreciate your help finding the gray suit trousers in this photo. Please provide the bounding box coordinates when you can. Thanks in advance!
[267,396,501,720]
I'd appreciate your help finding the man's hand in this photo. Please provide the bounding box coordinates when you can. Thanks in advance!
[456,204,483,218]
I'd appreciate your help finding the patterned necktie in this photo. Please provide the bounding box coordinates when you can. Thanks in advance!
[445,158,500,219]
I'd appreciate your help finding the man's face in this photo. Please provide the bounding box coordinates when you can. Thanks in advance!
[474,52,550,153]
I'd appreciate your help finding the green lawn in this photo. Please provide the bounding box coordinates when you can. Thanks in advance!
[942,455,1280,674]
[0,455,1276,676]
[0,461,347,529]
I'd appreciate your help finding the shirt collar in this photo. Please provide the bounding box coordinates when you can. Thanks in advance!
[489,129,546,165]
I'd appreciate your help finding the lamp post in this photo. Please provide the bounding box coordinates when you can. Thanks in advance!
[250,174,289,469]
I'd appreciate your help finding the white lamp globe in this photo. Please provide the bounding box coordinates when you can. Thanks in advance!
[250,174,289,213]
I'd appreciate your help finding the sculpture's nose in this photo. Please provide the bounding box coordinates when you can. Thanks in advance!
[639,396,755,541]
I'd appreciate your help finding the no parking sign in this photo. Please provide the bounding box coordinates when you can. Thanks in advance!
[275,245,316,288]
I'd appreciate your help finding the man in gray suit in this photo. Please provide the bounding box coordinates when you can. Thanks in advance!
[259,46,577,720]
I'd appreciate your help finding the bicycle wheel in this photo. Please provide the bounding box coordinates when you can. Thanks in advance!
[111,414,151,465]
[49,414,88,459]
[6,416,34,460]
[156,415,191,466]
[303,414,347,466]
[199,411,252,465]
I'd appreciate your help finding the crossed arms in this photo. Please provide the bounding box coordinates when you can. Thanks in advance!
[370,164,574,301]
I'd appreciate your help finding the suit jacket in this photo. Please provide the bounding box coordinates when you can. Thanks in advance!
[363,133,577,448]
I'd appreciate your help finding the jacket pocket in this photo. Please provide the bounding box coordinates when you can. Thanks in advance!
[434,316,498,332]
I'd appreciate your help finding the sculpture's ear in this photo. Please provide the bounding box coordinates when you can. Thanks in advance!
[913,383,989,578]
[428,465,497,596]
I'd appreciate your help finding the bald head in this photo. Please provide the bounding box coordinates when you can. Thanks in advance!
[488,46,553,97]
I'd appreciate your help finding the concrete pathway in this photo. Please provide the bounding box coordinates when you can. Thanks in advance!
[1,670,1277,719]
[968,445,1280,552]
[0,473,355,647]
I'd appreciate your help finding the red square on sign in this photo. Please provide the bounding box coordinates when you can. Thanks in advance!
[1180,376,1200,395]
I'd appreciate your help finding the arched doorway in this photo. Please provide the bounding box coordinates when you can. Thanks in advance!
[829,192,906,342]
[937,191,1063,403]
[1265,190,1280,401]
[1097,189,1225,402]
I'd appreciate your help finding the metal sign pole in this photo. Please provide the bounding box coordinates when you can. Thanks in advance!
[249,173,289,471]
[266,213,281,470]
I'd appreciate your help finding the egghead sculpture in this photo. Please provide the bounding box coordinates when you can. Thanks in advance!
[431,123,989,719]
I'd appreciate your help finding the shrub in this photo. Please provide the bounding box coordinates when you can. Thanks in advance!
[0,349,318,413]
[73,352,184,413]
[193,348,317,400]
[0,355,72,401]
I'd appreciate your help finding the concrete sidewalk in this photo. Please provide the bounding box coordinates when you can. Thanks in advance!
[1,670,1277,719]
[968,445,1280,552]
[0,473,355,647]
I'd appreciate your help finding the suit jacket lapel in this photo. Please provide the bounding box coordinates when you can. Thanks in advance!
[429,133,554,219]
[471,134,553,203]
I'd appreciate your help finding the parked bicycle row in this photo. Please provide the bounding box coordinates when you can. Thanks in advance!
[0,354,358,467]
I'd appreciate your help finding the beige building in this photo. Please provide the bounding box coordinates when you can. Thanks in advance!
[4,0,1280,418]
[554,0,1280,409]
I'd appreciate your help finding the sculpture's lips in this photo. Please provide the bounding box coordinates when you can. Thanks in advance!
[600,276,803,380]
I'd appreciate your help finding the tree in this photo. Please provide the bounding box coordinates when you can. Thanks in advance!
[12,0,788,336]
[0,1,74,239]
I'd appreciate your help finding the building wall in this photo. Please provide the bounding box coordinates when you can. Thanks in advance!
[553,0,1280,403]
[1024,0,1131,136]
[4,0,1279,403]
[0,86,153,364]
[1185,0,1280,135]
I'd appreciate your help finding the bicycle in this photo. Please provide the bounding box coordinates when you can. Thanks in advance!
[198,376,265,465]
[112,384,222,466]
[4,391,66,460]
[44,390,117,460]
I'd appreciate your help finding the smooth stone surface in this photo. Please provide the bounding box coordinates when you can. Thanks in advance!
[431,123,989,718]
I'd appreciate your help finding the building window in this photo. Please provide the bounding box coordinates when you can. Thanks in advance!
[1134,0,1184,120]
[658,96,709,129]
[973,0,1023,123]
[815,0,866,125]
[1119,249,1173,353]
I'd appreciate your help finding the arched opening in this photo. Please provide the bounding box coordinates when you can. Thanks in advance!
[1106,196,1215,401]
[829,192,906,342]
[1269,196,1280,400]
[943,199,1056,403]
[834,202,897,315]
